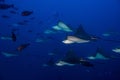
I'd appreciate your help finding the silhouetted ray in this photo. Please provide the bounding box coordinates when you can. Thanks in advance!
[56,50,94,67]
[46,57,55,66]
[74,24,120,43]
[74,24,91,40]
[61,50,81,64]
[43,57,56,67]
[88,48,111,60]
[80,59,94,67]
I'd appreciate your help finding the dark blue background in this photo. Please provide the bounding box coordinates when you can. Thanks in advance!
[0,0,120,80]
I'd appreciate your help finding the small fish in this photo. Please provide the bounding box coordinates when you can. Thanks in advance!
[29,17,35,20]
[17,21,27,25]
[53,12,60,19]
[1,52,18,57]
[21,11,33,16]
[44,29,56,34]
[11,7,19,10]
[35,38,44,43]
[23,20,29,23]
[0,36,12,40]
[11,31,16,42]
[1,15,10,18]
[0,3,14,10]
[12,28,19,32]
[17,43,30,51]
[28,30,33,33]
[102,33,110,37]
[9,10,18,14]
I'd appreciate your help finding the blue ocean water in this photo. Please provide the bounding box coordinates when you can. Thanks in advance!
[0,0,120,80]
